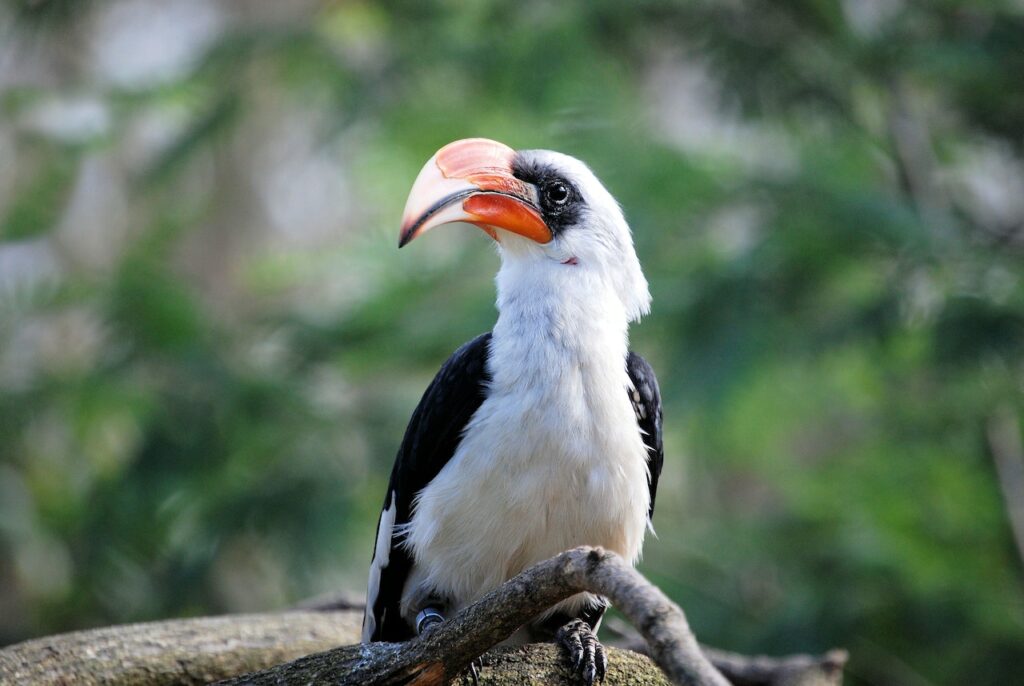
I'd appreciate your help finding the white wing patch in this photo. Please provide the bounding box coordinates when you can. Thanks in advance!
[362,495,397,642]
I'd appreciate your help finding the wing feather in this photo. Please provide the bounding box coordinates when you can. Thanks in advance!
[626,352,664,521]
[363,333,492,642]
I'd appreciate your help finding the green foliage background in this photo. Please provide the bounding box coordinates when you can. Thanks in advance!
[2,2,1023,684]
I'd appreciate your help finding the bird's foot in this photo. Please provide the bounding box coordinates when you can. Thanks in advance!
[466,656,483,685]
[556,618,607,685]
[415,606,445,636]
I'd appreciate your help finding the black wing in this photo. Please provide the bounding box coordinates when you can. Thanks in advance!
[626,352,663,520]
[364,333,492,642]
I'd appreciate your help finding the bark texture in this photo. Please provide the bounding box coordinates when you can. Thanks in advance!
[0,547,846,686]
[211,547,729,685]
[0,610,361,685]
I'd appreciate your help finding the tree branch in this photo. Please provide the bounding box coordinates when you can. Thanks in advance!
[700,646,848,686]
[0,547,846,686]
[603,617,847,686]
[213,547,723,685]
[0,610,361,686]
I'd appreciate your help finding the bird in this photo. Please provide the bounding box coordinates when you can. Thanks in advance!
[362,137,663,685]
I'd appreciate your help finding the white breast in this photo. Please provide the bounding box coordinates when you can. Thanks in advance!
[401,263,650,618]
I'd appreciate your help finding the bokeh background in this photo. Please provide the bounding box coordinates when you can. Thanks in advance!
[2,1,1023,684]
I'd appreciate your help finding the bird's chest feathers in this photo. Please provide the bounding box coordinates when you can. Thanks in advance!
[405,306,650,605]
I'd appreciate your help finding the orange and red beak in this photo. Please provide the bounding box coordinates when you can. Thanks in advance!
[399,138,552,248]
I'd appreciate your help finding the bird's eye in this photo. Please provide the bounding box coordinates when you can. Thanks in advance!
[545,182,569,205]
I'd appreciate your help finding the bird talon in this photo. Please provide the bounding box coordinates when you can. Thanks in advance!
[557,619,606,684]
[466,656,483,686]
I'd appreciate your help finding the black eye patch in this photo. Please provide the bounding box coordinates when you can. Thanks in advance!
[511,157,584,236]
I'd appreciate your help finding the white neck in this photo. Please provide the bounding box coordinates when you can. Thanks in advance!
[490,249,630,390]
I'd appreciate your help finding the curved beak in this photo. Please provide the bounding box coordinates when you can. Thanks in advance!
[398,138,552,248]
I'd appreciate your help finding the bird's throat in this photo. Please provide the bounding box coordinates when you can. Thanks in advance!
[491,260,630,394]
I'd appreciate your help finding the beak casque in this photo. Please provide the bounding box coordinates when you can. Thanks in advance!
[398,138,552,248]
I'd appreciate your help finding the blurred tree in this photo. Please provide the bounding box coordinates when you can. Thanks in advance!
[1,1,1022,684]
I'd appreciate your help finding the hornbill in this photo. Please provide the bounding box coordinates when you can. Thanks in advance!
[363,138,663,685]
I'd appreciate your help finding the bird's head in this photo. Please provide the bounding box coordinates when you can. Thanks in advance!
[399,138,651,322]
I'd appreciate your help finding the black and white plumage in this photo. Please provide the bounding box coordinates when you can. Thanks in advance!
[362,139,664,680]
